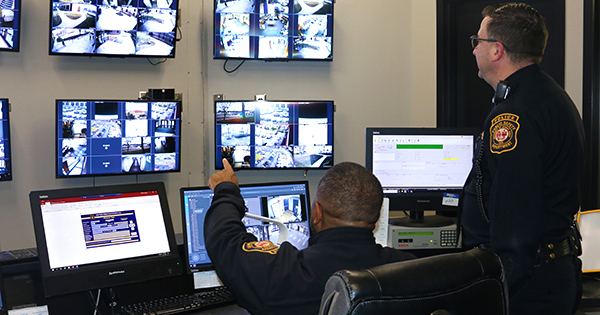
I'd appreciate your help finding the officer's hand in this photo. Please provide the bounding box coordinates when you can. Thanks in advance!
[208,158,239,191]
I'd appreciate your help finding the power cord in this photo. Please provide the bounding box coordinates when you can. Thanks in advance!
[89,289,102,315]
[223,59,246,73]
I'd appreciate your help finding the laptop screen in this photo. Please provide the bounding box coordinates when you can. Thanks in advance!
[181,181,311,273]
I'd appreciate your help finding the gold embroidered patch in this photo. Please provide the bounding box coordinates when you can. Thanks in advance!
[242,241,279,255]
[490,113,520,154]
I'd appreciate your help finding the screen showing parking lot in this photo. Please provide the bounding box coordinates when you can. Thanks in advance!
[56,99,182,177]
[215,100,334,169]
[214,0,333,60]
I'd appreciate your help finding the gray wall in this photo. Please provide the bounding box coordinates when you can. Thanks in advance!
[0,0,583,250]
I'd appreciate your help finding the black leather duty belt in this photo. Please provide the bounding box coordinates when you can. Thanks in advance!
[536,237,580,264]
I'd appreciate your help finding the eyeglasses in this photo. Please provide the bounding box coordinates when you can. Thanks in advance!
[470,35,511,52]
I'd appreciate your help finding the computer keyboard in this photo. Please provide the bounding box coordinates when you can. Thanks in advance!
[0,248,38,262]
[120,286,236,315]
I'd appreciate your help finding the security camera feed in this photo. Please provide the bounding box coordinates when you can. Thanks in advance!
[182,181,311,271]
[0,99,11,181]
[0,0,21,52]
[214,0,333,60]
[57,99,181,177]
[50,0,178,57]
[215,100,334,169]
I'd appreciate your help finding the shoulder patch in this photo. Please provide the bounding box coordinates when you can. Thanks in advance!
[489,113,520,154]
[242,241,279,255]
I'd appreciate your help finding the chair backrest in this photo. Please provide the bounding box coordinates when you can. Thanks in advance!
[319,248,508,315]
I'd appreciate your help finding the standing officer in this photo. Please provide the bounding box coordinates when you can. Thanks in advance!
[460,3,585,314]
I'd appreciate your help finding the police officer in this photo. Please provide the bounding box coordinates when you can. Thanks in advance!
[460,3,585,314]
[205,160,415,315]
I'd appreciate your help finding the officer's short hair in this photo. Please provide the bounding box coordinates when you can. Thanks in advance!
[483,2,548,64]
[316,162,383,224]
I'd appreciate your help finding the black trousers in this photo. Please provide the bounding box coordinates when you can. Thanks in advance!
[510,256,582,315]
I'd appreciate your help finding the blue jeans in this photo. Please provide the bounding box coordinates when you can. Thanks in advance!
[510,256,582,315]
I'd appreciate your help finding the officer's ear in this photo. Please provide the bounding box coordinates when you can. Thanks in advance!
[311,201,323,226]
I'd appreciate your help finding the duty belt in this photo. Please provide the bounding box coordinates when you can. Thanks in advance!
[536,237,580,263]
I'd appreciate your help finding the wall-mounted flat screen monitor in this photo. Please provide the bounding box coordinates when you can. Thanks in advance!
[0,0,20,52]
[214,0,333,61]
[366,127,479,227]
[215,100,334,169]
[50,0,179,58]
[29,182,182,297]
[56,99,182,178]
[0,99,12,181]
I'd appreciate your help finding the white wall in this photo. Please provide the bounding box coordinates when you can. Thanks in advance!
[0,0,582,251]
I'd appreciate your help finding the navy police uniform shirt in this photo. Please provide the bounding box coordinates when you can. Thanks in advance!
[460,64,585,294]
[204,181,416,315]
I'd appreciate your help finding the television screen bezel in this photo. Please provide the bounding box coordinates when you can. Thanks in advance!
[48,0,179,58]
[0,98,12,182]
[214,99,334,170]
[0,0,21,52]
[29,182,183,297]
[213,0,334,61]
[55,99,183,178]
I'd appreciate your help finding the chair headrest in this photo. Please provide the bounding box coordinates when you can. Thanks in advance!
[333,248,504,298]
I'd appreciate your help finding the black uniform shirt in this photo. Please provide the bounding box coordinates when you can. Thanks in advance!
[460,64,585,293]
[204,181,416,315]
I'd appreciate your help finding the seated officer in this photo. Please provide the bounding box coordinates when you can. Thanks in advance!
[205,160,416,315]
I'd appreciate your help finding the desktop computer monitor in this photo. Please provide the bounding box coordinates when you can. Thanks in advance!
[365,127,479,227]
[29,182,182,297]
[180,181,311,289]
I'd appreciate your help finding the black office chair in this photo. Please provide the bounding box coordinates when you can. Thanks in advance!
[319,248,508,315]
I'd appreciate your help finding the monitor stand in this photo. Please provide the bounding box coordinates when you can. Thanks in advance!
[389,210,455,227]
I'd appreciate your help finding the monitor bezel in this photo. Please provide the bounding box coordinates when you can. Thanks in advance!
[214,99,334,170]
[213,0,334,61]
[180,180,311,274]
[55,99,182,178]
[0,98,12,182]
[29,181,183,297]
[48,0,179,58]
[0,0,21,53]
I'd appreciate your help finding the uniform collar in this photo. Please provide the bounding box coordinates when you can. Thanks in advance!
[308,227,375,246]
[504,63,540,86]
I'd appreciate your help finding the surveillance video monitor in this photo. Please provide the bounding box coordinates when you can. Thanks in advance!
[56,99,182,178]
[49,0,179,58]
[215,100,334,169]
[214,0,333,61]
[0,0,21,52]
[0,99,12,181]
